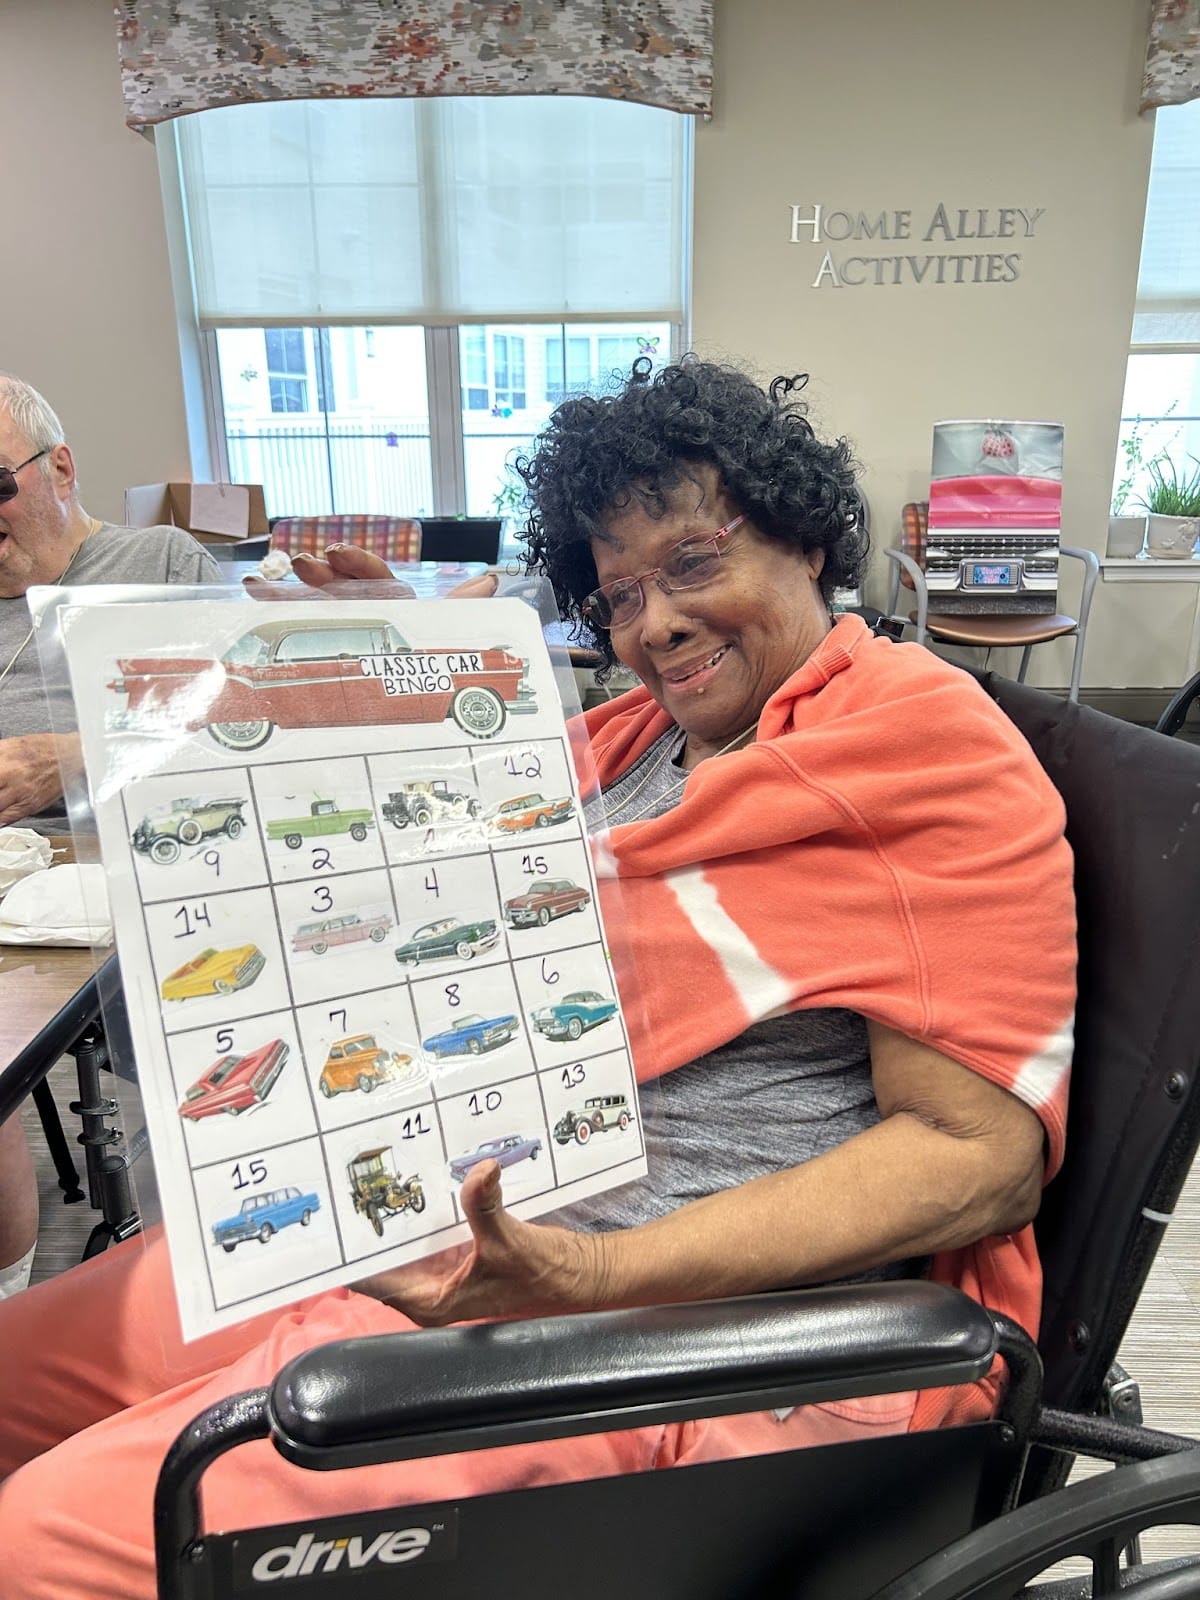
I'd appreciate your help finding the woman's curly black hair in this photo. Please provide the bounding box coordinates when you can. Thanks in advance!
[515,355,868,675]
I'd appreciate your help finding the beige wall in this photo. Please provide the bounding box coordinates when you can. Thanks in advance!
[0,0,189,522]
[692,0,1176,689]
[1,0,1184,686]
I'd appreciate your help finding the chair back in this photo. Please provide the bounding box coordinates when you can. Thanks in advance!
[898,501,928,588]
[270,516,421,564]
[974,675,1200,1430]
[417,516,503,566]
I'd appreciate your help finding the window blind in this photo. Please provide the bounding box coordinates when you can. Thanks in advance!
[175,95,686,326]
[1133,96,1200,345]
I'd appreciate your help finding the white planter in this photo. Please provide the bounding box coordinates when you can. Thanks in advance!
[1146,514,1200,560]
[1106,515,1146,557]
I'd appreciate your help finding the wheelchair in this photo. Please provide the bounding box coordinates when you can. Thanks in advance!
[143,673,1200,1595]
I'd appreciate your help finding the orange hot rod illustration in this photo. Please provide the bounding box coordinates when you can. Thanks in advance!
[106,617,536,752]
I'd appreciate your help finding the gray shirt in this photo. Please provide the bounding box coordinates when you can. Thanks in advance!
[0,522,222,829]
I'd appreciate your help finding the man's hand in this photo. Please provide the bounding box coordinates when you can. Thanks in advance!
[355,1160,604,1326]
[0,733,81,827]
[244,543,499,601]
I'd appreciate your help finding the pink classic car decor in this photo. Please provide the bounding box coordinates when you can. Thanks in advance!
[107,616,536,751]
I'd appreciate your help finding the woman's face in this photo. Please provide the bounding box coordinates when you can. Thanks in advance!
[591,466,831,763]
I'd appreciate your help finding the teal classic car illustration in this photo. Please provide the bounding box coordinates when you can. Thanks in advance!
[530,990,618,1042]
[394,915,500,966]
[211,1187,319,1252]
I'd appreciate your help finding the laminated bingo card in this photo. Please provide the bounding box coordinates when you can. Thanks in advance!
[58,596,645,1340]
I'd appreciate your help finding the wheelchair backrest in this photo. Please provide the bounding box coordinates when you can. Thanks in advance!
[974,673,1200,1416]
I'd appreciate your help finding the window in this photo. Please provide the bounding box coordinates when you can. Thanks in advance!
[1114,98,1200,514]
[166,95,688,544]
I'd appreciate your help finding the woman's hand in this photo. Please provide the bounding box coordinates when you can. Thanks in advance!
[244,542,499,600]
[355,1160,603,1326]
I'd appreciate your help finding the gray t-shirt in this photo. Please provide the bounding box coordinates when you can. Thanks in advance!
[552,725,926,1285]
[0,522,222,829]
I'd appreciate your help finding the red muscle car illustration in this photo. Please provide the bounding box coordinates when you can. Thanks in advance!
[177,1039,289,1120]
[107,617,535,752]
[488,793,575,833]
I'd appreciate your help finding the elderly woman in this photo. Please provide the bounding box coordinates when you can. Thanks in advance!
[0,358,1074,1599]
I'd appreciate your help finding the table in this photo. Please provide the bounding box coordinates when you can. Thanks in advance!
[0,837,98,1068]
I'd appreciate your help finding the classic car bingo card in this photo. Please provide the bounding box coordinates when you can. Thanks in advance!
[57,596,646,1340]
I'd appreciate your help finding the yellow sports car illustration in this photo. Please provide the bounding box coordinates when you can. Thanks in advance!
[160,945,266,1002]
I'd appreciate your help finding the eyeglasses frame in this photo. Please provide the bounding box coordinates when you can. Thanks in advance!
[0,449,51,505]
[583,514,747,631]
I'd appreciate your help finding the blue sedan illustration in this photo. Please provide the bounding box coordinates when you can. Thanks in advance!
[422,1012,521,1059]
[449,1133,542,1183]
[211,1186,319,1252]
[530,990,618,1043]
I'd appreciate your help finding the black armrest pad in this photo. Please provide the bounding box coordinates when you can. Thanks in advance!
[270,1281,998,1470]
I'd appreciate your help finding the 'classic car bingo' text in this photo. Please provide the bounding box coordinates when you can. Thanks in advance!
[359,651,486,697]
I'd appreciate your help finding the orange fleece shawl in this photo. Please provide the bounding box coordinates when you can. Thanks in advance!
[578,615,1076,1427]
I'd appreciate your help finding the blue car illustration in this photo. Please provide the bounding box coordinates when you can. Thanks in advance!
[211,1186,319,1252]
[422,1012,520,1059]
[530,990,618,1043]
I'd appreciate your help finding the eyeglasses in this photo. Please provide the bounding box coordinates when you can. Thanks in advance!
[0,449,49,505]
[582,515,746,630]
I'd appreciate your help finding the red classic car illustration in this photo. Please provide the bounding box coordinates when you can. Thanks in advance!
[177,1039,289,1120]
[488,792,575,833]
[107,617,536,752]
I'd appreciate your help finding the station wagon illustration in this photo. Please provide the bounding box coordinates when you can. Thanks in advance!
[318,1034,423,1098]
[211,1187,319,1251]
[504,879,591,928]
[178,1038,289,1120]
[449,1133,542,1182]
[291,912,392,956]
[160,944,266,1002]
[131,795,247,865]
[421,1011,521,1059]
[530,990,618,1043]
[107,617,535,751]
[394,915,500,966]
[554,1093,633,1146]
[488,793,575,833]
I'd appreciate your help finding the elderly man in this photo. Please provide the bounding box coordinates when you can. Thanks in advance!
[0,374,221,1297]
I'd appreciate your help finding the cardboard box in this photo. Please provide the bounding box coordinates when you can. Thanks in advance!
[124,481,269,546]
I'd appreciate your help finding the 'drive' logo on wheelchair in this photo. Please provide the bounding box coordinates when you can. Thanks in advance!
[231,1508,457,1591]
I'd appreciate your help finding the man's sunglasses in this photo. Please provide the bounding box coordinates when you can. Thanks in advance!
[0,449,49,505]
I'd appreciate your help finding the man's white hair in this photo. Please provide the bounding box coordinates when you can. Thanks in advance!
[0,375,67,480]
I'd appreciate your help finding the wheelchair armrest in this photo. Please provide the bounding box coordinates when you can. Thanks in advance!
[270,1280,999,1471]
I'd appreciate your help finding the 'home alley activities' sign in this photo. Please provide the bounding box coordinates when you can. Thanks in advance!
[58,595,645,1340]
[789,202,1047,288]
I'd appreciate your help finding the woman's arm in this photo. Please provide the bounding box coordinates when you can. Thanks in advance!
[358,1021,1046,1325]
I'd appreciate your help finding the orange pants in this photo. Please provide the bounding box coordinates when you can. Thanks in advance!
[0,1231,919,1600]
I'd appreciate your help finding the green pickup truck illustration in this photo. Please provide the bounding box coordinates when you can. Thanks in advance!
[265,798,376,850]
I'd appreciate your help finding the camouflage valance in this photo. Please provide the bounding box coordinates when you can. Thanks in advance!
[1142,0,1200,111]
[114,0,714,128]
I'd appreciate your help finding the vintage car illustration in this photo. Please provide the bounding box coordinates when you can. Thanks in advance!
[381,780,483,829]
[131,795,247,865]
[421,1011,521,1059]
[160,944,266,1002]
[488,793,575,834]
[291,912,392,956]
[530,990,618,1043]
[318,1033,424,1098]
[504,879,591,929]
[265,798,375,850]
[107,616,535,751]
[449,1133,542,1183]
[177,1038,289,1120]
[394,915,500,967]
[555,1093,634,1146]
[211,1187,319,1252]
[347,1148,426,1236]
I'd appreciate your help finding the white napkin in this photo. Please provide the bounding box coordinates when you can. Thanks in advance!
[0,827,53,896]
[0,863,112,946]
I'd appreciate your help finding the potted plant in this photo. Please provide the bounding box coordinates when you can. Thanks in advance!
[1139,455,1200,560]
[1108,416,1152,557]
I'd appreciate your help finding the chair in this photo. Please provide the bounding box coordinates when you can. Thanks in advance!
[157,679,1200,1598]
[884,502,1100,703]
[416,516,503,566]
[269,516,422,564]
